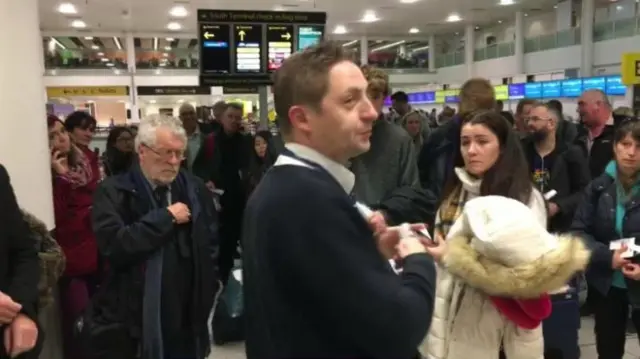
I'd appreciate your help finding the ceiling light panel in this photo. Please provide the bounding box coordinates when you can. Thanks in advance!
[333,25,347,34]
[409,27,420,34]
[57,3,77,14]
[167,22,182,31]
[446,13,462,22]
[71,19,86,28]
[169,5,189,17]
[361,10,379,23]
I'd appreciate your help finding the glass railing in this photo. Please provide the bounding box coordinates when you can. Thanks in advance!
[135,48,199,69]
[523,28,580,53]
[435,50,464,68]
[43,48,127,70]
[593,16,640,42]
[474,42,515,61]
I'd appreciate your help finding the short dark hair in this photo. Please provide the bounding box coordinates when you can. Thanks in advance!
[272,41,351,135]
[442,110,532,205]
[226,102,244,114]
[614,119,640,144]
[546,99,563,114]
[391,91,409,103]
[516,99,538,116]
[65,111,97,132]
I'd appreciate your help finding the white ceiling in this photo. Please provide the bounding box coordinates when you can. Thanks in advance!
[39,0,563,38]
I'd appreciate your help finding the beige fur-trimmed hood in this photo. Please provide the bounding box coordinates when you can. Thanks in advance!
[442,234,591,298]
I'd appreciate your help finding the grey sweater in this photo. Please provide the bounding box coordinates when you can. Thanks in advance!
[350,119,429,224]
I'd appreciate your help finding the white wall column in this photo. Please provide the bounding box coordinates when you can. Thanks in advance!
[581,0,595,77]
[428,34,436,72]
[125,33,140,123]
[514,11,525,74]
[359,36,368,65]
[0,0,54,228]
[556,0,574,31]
[464,24,475,78]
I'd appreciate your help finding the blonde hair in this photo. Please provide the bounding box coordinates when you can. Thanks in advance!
[458,78,496,118]
[361,65,390,98]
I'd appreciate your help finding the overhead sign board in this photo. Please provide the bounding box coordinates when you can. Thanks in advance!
[267,25,294,71]
[137,86,211,96]
[621,53,640,85]
[46,86,129,97]
[198,9,327,86]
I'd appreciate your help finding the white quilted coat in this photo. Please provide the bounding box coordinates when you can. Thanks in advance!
[420,168,590,359]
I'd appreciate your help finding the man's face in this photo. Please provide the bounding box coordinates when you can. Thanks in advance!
[516,104,534,130]
[392,100,409,115]
[138,128,186,185]
[179,107,197,134]
[221,107,243,134]
[526,106,555,140]
[578,92,604,127]
[299,61,378,163]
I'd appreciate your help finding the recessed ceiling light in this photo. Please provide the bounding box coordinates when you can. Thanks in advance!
[455,32,460,35]
[97,52,104,56]
[333,25,347,34]
[84,36,93,40]
[166,37,175,41]
[616,5,623,10]
[91,45,99,50]
[71,19,87,28]
[57,3,77,14]
[113,69,121,75]
[409,27,420,34]
[149,100,157,104]
[361,10,379,23]
[101,58,109,62]
[177,99,185,103]
[106,63,114,67]
[524,13,528,16]
[167,22,182,31]
[475,26,480,30]
[446,13,462,22]
[499,0,515,5]
[164,46,172,51]
[498,20,503,23]
[553,5,558,8]
[169,5,188,18]
[400,0,419,3]
[273,5,285,11]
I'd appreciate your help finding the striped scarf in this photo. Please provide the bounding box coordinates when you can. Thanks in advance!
[435,185,469,239]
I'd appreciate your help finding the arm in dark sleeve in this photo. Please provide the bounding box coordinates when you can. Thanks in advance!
[91,182,176,269]
[570,182,611,269]
[195,180,220,267]
[0,165,40,318]
[376,136,429,225]
[271,194,436,358]
[555,147,591,216]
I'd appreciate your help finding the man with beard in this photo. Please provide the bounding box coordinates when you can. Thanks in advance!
[520,102,590,359]
[521,102,590,233]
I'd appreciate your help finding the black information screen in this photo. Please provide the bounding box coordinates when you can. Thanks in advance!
[234,24,263,73]
[199,24,231,74]
[266,25,293,72]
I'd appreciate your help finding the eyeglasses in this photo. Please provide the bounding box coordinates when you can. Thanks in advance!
[525,116,552,123]
[143,144,185,161]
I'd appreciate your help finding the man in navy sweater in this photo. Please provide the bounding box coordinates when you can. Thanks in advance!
[242,41,437,359]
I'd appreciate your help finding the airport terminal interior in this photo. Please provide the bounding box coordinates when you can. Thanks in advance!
[2,0,640,358]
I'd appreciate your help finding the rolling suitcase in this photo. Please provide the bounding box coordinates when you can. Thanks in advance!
[542,287,581,359]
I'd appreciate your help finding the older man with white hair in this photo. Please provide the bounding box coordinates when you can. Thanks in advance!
[90,114,220,359]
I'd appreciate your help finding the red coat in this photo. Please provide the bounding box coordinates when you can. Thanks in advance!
[52,147,100,277]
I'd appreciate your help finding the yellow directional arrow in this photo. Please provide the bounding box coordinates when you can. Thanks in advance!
[238,30,246,41]
[203,32,215,40]
[281,32,291,40]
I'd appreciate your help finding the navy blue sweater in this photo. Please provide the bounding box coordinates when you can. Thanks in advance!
[242,162,436,359]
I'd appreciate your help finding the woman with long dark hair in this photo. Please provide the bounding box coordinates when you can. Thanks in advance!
[47,115,100,359]
[245,130,276,194]
[102,126,135,177]
[420,110,563,359]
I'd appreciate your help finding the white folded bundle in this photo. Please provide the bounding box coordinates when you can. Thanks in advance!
[462,196,558,267]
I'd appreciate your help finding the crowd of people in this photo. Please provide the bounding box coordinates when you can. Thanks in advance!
[0,40,639,359]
